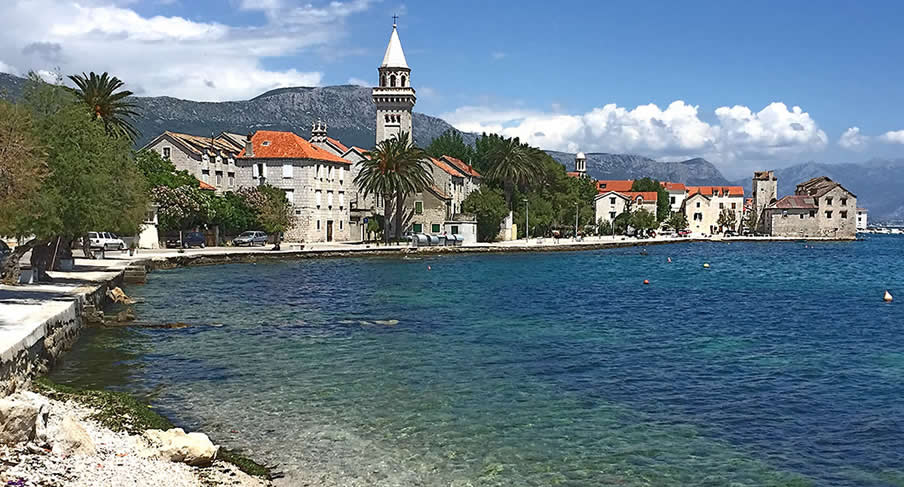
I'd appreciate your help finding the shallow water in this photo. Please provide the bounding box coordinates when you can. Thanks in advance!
[52,236,904,486]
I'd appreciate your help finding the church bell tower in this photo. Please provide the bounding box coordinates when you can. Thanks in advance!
[374,19,416,145]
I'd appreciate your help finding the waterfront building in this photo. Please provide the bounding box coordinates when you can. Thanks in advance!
[681,186,745,235]
[142,131,243,193]
[762,176,857,238]
[663,182,687,213]
[235,130,354,243]
[751,170,778,231]
[593,191,658,225]
[857,208,868,230]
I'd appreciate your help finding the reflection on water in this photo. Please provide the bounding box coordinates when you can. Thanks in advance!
[51,237,904,486]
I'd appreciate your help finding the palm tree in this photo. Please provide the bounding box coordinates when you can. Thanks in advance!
[484,135,539,210]
[68,72,140,142]
[355,132,432,242]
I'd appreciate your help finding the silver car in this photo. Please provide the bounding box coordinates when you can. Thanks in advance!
[233,231,268,247]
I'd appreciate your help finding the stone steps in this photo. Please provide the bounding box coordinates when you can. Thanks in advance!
[122,264,147,284]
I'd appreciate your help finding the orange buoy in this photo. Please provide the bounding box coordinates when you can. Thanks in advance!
[643,279,650,285]
[884,290,893,302]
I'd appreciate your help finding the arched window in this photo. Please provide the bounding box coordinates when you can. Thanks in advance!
[401,75,407,87]
[390,75,396,87]
[381,75,386,87]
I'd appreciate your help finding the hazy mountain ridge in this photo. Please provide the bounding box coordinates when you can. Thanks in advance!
[546,151,731,186]
[731,160,904,223]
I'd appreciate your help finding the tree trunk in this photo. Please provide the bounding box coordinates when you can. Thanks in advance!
[382,193,392,244]
[1,238,49,285]
[30,240,55,283]
[394,194,405,242]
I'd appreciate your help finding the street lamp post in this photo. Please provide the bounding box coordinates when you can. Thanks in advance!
[574,203,579,240]
[523,198,530,241]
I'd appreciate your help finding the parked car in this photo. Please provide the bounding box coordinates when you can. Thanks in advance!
[233,231,268,247]
[88,232,126,250]
[677,229,691,237]
[723,230,737,237]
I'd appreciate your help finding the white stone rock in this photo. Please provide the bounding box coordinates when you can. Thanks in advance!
[143,428,219,466]
[0,391,49,445]
[52,415,95,456]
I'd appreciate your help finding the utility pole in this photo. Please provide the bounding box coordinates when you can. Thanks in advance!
[523,198,530,241]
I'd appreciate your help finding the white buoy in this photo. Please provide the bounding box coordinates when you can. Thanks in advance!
[703,263,710,269]
[884,290,893,302]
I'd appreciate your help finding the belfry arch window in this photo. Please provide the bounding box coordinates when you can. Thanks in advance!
[401,75,407,87]
[381,75,387,87]
[390,75,396,87]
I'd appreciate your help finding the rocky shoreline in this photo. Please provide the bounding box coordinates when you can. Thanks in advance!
[0,381,272,487]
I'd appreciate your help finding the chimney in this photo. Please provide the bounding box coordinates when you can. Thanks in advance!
[245,132,254,158]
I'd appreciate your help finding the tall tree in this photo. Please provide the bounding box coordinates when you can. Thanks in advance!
[425,129,473,162]
[0,101,51,282]
[630,177,671,222]
[630,208,657,236]
[355,132,432,242]
[461,188,507,242]
[135,149,198,189]
[667,211,689,231]
[4,79,148,281]
[68,72,140,142]
[481,135,538,211]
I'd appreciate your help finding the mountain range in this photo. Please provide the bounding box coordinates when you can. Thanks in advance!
[0,72,900,222]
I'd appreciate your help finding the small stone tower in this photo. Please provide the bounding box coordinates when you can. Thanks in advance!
[310,119,328,144]
[575,151,587,175]
[373,21,415,145]
[752,170,777,216]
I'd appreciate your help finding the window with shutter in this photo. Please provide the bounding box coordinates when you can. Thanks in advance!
[252,164,259,178]
[315,191,322,207]
[339,192,344,207]
[327,191,334,207]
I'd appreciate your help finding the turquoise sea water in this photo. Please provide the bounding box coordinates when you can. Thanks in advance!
[51,236,904,486]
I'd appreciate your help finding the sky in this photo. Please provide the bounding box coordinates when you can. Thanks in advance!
[0,0,902,178]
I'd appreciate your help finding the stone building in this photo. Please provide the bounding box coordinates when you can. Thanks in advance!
[681,186,745,235]
[751,170,778,230]
[236,130,354,243]
[593,191,658,225]
[762,176,857,238]
[142,131,243,193]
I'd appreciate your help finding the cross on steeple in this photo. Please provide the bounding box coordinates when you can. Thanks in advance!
[392,14,398,26]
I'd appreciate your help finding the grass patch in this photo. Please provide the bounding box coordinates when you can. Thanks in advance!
[33,377,272,479]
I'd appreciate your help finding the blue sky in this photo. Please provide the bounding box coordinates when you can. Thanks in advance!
[1,0,902,176]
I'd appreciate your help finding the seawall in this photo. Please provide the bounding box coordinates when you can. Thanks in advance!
[0,266,125,396]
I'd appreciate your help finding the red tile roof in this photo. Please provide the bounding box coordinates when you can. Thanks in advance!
[326,137,349,154]
[566,171,581,178]
[623,191,658,202]
[440,155,482,178]
[429,157,461,177]
[238,131,350,164]
[770,195,817,209]
[198,180,216,191]
[662,182,686,191]
[686,185,744,197]
[596,180,635,193]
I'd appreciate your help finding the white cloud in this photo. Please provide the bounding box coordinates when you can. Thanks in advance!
[347,77,370,87]
[441,100,828,170]
[839,127,868,150]
[880,130,904,144]
[0,60,19,75]
[491,51,506,60]
[0,0,373,101]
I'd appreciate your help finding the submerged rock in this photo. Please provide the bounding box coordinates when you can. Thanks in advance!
[0,391,49,446]
[143,428,219,466]
[52,415,95,456]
